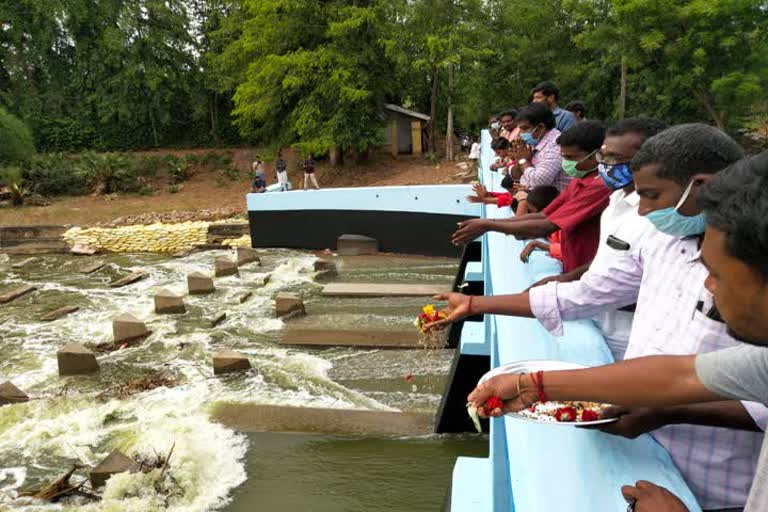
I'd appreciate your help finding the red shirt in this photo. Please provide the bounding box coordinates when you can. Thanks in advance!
[542,173,611,272]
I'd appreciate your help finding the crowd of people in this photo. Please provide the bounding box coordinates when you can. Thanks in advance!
[429,81,768,512]
[250,151,321,193]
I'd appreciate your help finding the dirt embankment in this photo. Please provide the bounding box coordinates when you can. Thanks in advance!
[0,148,473,227]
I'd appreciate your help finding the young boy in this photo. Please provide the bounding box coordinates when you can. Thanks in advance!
[275,151,289,192]
[488,137,512,173]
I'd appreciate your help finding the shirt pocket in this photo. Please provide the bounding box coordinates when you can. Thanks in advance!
[690,309,739,353]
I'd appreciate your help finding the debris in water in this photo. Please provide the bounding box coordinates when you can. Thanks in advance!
[20,465,99,503]
[96,372,178,401]
[403,374,414,384]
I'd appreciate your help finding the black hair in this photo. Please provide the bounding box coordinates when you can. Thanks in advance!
[606,117,668,142]
[526,185,559,211]
[499,109,519,120]
[564,101,586,117]
[531,81,560,101]
[515,103,556,130]
[556,121,606,153]
[491,137,511,151]
[631,123,744,184]
[699,152,768,280]
[500,175,516,190]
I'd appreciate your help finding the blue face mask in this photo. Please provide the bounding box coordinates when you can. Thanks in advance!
[645,180,707,237]
[520,126,542,146]
[598,162,633,190]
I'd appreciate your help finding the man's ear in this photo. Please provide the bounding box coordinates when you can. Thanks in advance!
[691,173,714,191]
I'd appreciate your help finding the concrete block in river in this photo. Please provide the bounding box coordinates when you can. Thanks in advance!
[236,247,261,266]
[0,285,37,304]
[239,292,253,304]
[321,282,450,298]
[211,404,433,436]
[79,261,106,274]
[154,289,186,314]
[41,305,80,321]
[274,293,305,318]
[11,257,37,269]
[336,234,378,256]
[57,343,99,376]
[0,381,29,406]
[214,256,239,277]
[212,349,251,375]
[89,449,140,488]
[313,259,338,281]
[109,272,147,288]
[112,313,150,343]
[188,272,215,295]
[210,312,227,328]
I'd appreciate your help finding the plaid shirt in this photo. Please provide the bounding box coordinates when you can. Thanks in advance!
[529,229,767,510]
[520,128,571,192]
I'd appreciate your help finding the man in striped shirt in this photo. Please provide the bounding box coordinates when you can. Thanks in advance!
[434,124,765,511]
[507,103,570,191]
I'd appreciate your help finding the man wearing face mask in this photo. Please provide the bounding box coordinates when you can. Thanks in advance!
[453,121,610,273]
[528,117,668,360]
[431,124,765,512]
[507,102,570,191]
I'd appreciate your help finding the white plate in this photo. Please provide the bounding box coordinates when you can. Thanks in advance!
[478,360,619,426]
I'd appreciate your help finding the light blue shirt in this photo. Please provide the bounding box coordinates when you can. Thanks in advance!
[553,106,576,132]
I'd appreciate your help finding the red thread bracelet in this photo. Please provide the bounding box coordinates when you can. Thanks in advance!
[529,370,547,403]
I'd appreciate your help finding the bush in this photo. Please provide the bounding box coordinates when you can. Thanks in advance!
[0,108,35,163]
[0,166,28,205]
[77,152,141,194]
[22,153,92,196]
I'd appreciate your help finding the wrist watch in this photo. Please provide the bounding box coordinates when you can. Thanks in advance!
[518,158,528,166]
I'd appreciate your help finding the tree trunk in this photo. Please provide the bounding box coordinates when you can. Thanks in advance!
[148,106,159,148]
[618,55,627,120]
[209,92,220,144]
[429,65,439,155]
[329,147,344,167]
[445,65,454,161]
[693,90,726,129]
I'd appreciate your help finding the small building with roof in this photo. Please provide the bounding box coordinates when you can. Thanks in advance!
[383,104,430,157]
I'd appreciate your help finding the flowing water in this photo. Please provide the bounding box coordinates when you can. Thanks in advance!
[0,251,485,511]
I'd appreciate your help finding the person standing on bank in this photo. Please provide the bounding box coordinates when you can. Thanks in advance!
[303,154,320,190]
[251,156,266,193]
[275,151,289,192]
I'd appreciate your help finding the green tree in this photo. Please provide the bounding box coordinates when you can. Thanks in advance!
[0,107,35,162]
[223,0,396,159]
[572,0,768,128]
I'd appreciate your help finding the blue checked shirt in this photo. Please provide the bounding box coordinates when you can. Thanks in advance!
[529,229,767,510]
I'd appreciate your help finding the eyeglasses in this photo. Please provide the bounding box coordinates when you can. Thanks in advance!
[596,152,631,166]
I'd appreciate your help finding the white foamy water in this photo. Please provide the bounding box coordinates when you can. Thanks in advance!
[0,249,455,511]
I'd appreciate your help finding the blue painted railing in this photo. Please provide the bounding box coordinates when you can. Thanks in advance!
[451,130,700,512]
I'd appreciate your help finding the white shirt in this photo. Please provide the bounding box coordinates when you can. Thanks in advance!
[590,190,654,360]
[468,142,480,160]
[529,229,768,509]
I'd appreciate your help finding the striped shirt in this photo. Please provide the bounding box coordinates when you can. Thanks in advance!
[520,128,571,192]
[529,229,767,510]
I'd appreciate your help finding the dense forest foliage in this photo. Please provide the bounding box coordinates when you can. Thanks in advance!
[1,0,766,158]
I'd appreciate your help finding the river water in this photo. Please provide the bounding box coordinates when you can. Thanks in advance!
[0,250,485,511]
